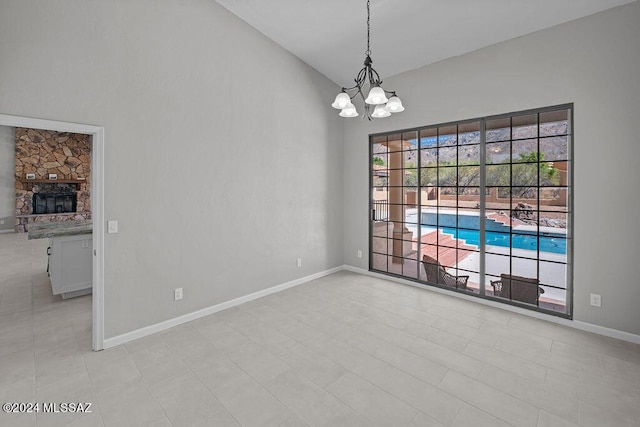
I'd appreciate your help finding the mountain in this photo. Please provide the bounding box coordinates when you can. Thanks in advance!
[373,121,569,166]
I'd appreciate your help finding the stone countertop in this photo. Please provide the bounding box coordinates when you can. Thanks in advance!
[28,220,93,240]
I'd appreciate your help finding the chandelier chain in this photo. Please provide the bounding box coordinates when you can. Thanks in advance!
[366,0,371,56]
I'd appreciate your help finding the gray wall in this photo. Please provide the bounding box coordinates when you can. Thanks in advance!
[0,126,15,231]
[0,0,344,338]
[2,0,638,339]
[343,2,640,335]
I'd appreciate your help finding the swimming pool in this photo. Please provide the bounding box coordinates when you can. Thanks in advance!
[439,226,567,254]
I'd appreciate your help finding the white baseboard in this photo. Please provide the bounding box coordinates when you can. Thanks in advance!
[343,265,640,345]
[0,229,15,234]
[103,266,343,349]
[571,321,640,344]
[104,264,640,349]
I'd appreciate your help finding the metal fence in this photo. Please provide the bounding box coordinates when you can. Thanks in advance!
[372,200,388,221]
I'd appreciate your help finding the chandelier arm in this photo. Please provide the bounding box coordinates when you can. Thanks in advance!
[358,90,373,121]
[368,67,382,86]
[343,87,359,97]
[342,80,367,101]
[355,66,368,87]
[358,87,367,103]
[358,88,367,106]
[368,70,376,86]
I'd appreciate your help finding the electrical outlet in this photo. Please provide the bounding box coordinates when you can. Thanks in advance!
[0,219,4,225]
[174,288,183,301]
[590,293,601,307]
[81,239,89,248]
[357,250,362,258]
[297,258,302,267]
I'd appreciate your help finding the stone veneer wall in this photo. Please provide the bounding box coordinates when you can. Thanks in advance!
[15,128,91,232]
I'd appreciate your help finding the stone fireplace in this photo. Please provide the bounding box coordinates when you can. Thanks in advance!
[15,128,91,232]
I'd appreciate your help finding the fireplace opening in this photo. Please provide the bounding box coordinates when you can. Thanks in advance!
[32,193,77,214]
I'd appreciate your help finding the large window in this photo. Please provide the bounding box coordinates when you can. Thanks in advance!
[370,105,572,317]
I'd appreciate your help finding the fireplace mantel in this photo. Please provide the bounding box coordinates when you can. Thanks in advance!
[19,179,86,184]
[19,179,87,190]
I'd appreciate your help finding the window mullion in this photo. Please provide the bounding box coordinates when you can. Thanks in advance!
[479,119,487,295]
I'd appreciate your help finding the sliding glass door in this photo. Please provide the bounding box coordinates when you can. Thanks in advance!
[370,105,572,317]
[371,131,420,279]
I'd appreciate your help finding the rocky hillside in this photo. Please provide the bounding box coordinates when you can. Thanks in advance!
[374,121,569,166]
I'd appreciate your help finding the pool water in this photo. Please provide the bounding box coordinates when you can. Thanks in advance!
[439,227,567,254]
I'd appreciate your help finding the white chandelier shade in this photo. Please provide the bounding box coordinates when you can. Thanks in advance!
[339,105,359,117]
[331,92,351,109]
[364,86,388,105]
[384,95,405,113]
[371,104,391,118]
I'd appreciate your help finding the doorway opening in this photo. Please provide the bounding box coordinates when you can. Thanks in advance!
[0,114,104,350]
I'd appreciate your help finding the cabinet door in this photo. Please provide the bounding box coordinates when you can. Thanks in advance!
[49,235,92,296]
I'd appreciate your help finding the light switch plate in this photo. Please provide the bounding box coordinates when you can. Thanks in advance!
[107,220,119,234]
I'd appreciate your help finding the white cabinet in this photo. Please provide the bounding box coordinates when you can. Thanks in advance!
[48,234,92,299]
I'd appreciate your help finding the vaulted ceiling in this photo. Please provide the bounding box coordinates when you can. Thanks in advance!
[215,0,636,87]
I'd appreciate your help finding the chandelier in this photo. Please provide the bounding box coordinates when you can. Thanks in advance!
[331,0,404,120]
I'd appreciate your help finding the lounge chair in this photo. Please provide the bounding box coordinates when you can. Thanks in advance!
[490,274,545,305]
[422,254,469,289]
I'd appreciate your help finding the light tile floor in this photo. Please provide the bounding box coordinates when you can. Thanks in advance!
[1,232,639,426]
